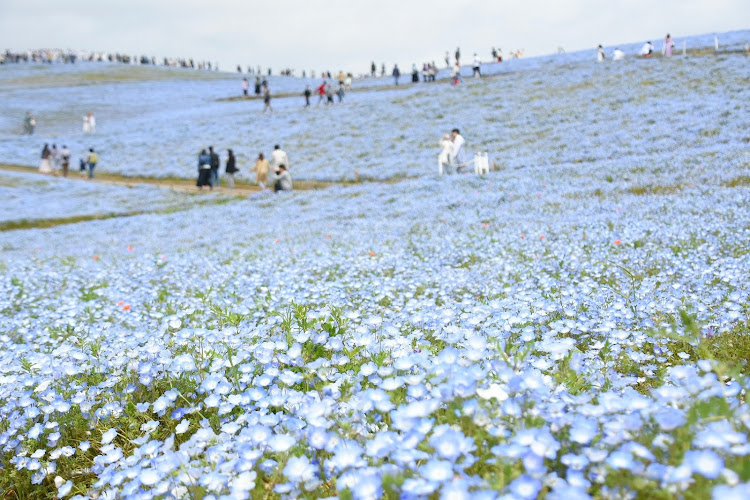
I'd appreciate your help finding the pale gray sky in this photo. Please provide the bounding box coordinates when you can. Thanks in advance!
[0,0,747,74]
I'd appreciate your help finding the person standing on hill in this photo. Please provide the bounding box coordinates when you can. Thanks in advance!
[86,148,98,179]
[197,149,212,189]
[392,64,400,85]
[304,85,312,107]
[39,144,53,174]
[317,81,327,105]
[664,34,674,57]
[472,53,481,77]
[51,144,60,175]
[597,45,605,62]
[225,149,238,188]
[60,145,71,177]
[253,152,269,187]
[455,47,461,66]
[271,145,289,171]
[371,61,376,77]
[242,77,249,96]
[209,146,220,187]
[254,76,262,95]
[450,128,465,170]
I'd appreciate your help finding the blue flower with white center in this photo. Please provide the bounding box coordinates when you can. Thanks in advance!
[57,479,73,497]
[101,428,118,445]
[283,455,317,483]
[569,417,598,444]
[268,433,296,453]
[712,483,750,500]
[420,459,454,482]
[509,474,542,499]
[683,449,724,479]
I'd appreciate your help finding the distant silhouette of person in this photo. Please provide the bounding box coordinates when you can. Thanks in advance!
[597,45,605,62]
[23,111,36,135]
[472,53,481,77]
[225,149,238,188]
[455,47,461,66]
[242,77,249,96]
[39,144,53,174]
[664,34,674,57]
[304,85,311,107]
[263,85,272,112]
[392,64,400,85]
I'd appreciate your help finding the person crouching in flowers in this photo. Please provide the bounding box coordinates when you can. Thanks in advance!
[271,164,292,192]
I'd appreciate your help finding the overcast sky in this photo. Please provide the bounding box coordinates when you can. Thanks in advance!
[1,0,747,74]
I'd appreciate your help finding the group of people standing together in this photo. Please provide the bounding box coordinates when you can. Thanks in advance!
[197,144,292,192]
[39,144,98,178]
[598,34,676,62]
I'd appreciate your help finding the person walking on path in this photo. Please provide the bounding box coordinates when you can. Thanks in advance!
[60,145,71,177]
[225,149,238,188]
[451,63,463,85]
[392,64,400,85]
[664,34,674,57]
[51,144,60,175]
[336,84,345,102]
[253,152,269,187]
[39,144,53,174]
[271,145,289,171]
[270,164,293,192]
[197,149,212,189]
[472,54,481,78]
[304,85,312,107]
[208,146,220,187]
[317,81,327,105]
[86,148,98,178]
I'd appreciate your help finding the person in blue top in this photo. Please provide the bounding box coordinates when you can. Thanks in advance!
[197,149,212,189]
[392,65,400,85]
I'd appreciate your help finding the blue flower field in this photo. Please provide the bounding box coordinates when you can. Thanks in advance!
[0,31,749,499]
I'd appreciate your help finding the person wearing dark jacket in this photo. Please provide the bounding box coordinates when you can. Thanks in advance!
[197,149,212,189]
[225,149,238,188]
[392,65,400,85]
[208,146,220,187]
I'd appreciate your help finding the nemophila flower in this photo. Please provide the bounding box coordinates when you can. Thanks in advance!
[683,449,724,479]
[268,433,296,453]
[283,455,317,483]
[712,483,750,500]
[101,428,118,445]
[57,479,73,497]
[569,417,598,445]
[430,425,476,462]
[510,475,542,499]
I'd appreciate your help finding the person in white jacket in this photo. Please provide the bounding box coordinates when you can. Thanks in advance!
[438,134,454,174]
[270,144,289,170]
[450,128,465,171]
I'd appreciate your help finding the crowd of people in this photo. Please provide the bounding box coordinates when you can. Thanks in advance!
[1,48,221,72]
[197,144,292,192]
[38,144,97,179]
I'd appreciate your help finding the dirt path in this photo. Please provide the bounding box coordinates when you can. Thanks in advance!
[0,163,404,196]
